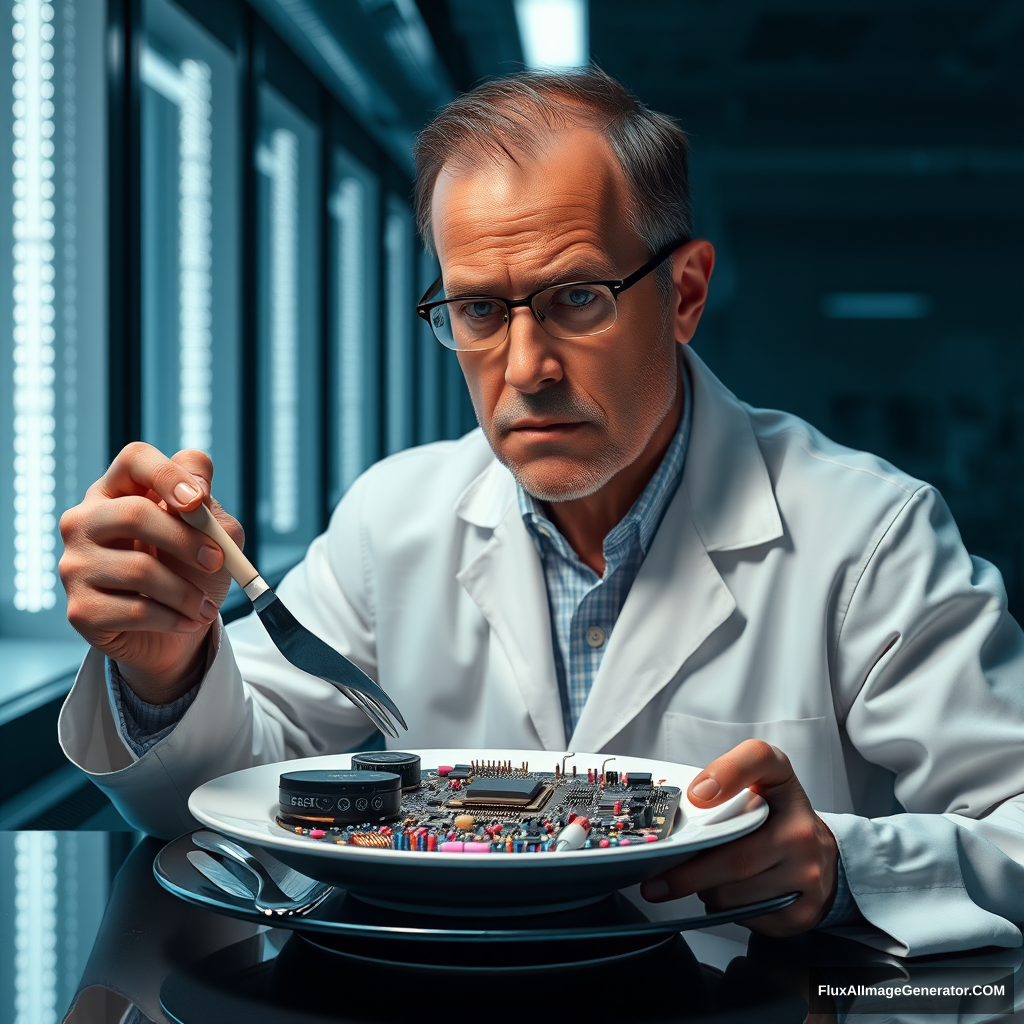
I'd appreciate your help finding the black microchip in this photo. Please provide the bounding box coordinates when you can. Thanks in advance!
[626,773,653,786]
[461,778,544,805]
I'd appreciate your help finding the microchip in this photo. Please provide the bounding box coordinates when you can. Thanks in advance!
[626,773,652,786]
[459,778,544,806]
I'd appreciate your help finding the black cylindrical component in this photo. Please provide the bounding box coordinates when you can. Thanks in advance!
[350,750,422,791]
[278,769,401,826]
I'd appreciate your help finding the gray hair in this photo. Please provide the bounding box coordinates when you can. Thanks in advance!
[413,67,692,298]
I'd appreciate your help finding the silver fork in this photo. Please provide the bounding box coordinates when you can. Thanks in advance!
[180,502,406,738]
[191,830,333,917]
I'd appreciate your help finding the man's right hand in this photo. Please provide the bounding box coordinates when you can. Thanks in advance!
[59,442,245,705]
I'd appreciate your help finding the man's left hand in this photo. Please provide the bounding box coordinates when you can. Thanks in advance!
[640,739,839,936]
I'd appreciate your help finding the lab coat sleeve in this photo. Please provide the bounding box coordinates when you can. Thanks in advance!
[58,473,382,838]
[818,484,1024,957]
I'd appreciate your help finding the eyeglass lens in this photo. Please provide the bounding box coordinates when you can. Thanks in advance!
[428,283,618,351]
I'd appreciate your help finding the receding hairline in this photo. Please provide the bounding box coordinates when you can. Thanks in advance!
[416,81,651,252]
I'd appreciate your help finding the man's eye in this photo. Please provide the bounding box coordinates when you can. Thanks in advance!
[560,288,597,307]
[462,301,498,319]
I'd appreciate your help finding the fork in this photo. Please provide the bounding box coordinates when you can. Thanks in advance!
[191,830,333,917]
[180,502,407,738]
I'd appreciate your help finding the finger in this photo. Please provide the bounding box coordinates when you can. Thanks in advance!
[79,548,220,624]
[79,592,210,636]
[85,495,225,574]
[687,739,796,807]
[96,441,205,510]
[170,449,214,497]
[642,831,783,902]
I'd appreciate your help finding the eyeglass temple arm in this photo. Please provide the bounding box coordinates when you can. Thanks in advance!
[616,237,691,295]
[416,276,444,316]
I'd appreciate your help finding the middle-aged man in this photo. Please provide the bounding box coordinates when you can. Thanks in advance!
[58,69,1024,957]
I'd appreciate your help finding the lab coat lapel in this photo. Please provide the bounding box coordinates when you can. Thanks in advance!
[568,489,736,752]
[570,345,784,753]
[455,462,566,750]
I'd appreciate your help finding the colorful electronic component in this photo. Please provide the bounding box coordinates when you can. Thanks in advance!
[275,754,682,853]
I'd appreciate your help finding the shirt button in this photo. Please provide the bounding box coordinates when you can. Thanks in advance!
[586,626,606,648]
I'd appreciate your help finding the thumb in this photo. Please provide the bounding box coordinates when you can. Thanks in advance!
[170,449,214,500]
[687,739,799,808]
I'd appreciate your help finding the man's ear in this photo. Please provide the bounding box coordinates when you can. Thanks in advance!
[670,239,716,345]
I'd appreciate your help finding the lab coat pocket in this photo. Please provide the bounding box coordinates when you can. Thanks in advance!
[663,712,833,810]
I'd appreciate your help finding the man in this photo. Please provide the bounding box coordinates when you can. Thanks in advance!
[58,69,1024,956]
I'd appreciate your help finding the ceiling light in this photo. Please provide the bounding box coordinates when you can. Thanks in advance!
[514,0,588,69]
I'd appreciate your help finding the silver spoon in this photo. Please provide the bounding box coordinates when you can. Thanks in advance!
[191,830,333,917]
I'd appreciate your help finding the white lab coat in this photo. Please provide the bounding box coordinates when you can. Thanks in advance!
[59,346,1024,957]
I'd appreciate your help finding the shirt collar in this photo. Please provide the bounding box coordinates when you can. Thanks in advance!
[518,355,693,567]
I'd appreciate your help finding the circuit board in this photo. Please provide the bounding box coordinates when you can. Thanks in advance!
[275,756,683,853]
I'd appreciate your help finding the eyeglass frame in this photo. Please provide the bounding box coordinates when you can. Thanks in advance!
[415,236,690,349]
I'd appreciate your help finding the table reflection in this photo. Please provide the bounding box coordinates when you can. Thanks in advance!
[0,831,1020,1023]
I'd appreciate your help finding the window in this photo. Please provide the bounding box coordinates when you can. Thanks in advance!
[329,147,378,505]
[0,0,104,643]
[384,195,414,455]
[139,0,241,518]
[255,84,321,575]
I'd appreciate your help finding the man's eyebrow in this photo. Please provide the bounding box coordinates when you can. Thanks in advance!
[444,260,618,298]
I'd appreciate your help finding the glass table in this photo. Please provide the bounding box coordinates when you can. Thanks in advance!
[0,831,1020,1023]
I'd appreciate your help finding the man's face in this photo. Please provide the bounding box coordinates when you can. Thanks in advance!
[430,126,681,502]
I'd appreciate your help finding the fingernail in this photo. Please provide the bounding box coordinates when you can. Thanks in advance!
[174,481,201,505]
[197,545,220,571]
[642,879,670,902]
[690,777,720,802]
[200,596,218,621]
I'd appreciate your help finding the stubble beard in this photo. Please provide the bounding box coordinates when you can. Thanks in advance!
[477,337,680,504]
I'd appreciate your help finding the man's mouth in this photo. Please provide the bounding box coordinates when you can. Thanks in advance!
[507,420,586,438]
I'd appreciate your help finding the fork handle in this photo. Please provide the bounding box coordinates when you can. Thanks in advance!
[180,502,261,591]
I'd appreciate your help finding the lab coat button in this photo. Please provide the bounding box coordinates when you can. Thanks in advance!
[586,626,606,648]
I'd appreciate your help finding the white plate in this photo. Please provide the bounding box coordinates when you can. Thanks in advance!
[188,749,767,915]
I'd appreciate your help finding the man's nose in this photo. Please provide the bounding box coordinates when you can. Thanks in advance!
[504,305,563,392]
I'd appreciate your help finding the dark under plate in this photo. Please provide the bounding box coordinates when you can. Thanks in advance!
[154,831,799,945]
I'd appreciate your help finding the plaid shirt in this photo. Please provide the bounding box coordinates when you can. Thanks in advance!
[518,362,693,741]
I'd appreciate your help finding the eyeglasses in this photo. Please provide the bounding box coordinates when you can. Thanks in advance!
[415,238,688,352]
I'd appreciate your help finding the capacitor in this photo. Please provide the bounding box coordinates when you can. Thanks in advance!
[454,814,475,831]
[644,834,658,843]
[278,769,402,827]
[554,816,591,852]
[437,765,453,776]
[464,841,491,853]
[613,800,622,815]
[598,838,611,848]
[350,750,422,790]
